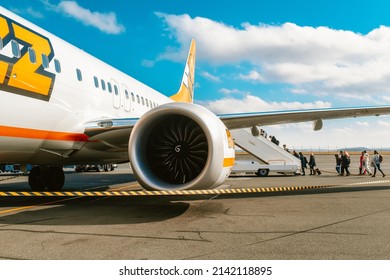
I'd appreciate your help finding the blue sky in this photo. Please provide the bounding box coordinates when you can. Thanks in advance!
[3,0,390,149]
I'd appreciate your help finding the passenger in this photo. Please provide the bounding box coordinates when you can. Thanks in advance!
[361,150,372,176]
[372,150,385,177]
[309,153,316,175]
[270,135,279,145]
[340,151,351,176]
[359,151,365,175]
[293,150,299,158]
[299,152,308,176]
[334,154,341,174]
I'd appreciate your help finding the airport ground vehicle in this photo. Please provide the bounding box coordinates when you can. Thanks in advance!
[231,160,299,177]
[75,164,116,172]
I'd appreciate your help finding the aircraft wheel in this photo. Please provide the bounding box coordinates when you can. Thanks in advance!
[28,166,45,191]
[46,166,65,191]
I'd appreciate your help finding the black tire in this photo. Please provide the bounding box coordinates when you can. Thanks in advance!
[28,166,45,191]
[257,169,269,177]
[46,166,65,191]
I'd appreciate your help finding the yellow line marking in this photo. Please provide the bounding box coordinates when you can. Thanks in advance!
[0,196,80,215]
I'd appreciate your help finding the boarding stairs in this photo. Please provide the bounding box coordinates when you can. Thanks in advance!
[230,128,301,172]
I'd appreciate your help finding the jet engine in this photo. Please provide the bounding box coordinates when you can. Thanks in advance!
[129,103,235,191]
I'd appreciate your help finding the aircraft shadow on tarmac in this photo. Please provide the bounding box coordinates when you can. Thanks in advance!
[0,197,190,226]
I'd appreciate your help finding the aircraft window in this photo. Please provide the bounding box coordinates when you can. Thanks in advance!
[0,37,3,51]
[107,82,112,93]
[141,97,145,105]
[54,59,61,73]
[125,90,129,100]
[136,95,140,103]
[11,40,21,58]
[28,48,36,64]
[145,98,149,107]
[76,68,83,81]
[131,92,135,102]
[93,76,99,88]
[101,79,106,91]
[114,85,119,96]
[42,54,49,69]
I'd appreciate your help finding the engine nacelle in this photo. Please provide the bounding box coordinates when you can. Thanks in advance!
[129,103,235,191]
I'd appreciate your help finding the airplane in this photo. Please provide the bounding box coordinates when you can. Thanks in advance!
[1,6,390,192]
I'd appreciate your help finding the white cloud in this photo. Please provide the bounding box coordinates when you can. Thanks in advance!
[141,60,155,68]
[290,88,308,94]
[356,121,369,127]
[201,94,331,114]
[219,88,248,95]
[257,117,390,149]
[11,7,44,18]
[383,96,390,102]
[378,120,390,126]
[239,70,265,82]
[200,71,221,82]
[43,1,125,34]
[157,13,390,99]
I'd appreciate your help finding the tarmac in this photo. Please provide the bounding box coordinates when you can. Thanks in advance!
[0,153,389,260]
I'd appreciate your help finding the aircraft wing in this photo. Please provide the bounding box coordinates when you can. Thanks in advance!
[83,118,138,151]
[82,105,390,151]
[218,105,390,130]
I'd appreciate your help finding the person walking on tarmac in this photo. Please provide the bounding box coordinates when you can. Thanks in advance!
[309,153,319,175]
[372,150,385,177]
[335,153,341,174]
[359,151,365,175]
[299,152,307,176]
[361,150,372,176]
[340,151,351,176]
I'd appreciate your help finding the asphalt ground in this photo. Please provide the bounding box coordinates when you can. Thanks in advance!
[0,154,389,260]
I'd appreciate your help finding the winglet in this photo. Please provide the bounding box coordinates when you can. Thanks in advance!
[170,39,196,103]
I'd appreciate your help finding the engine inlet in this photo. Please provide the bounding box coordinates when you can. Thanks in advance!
[146,115,208,184]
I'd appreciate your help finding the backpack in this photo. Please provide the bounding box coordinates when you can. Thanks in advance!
[379,154,383,163]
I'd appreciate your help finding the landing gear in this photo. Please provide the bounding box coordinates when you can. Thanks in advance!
[28,166,65,191]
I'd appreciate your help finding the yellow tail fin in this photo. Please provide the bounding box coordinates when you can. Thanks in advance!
[170,39,196,103]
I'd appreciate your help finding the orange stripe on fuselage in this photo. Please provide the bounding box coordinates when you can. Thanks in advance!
[0,125,89,142]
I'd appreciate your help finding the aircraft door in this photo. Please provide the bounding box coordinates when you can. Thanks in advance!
[122,84,131,112]
[111,79,121,109]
